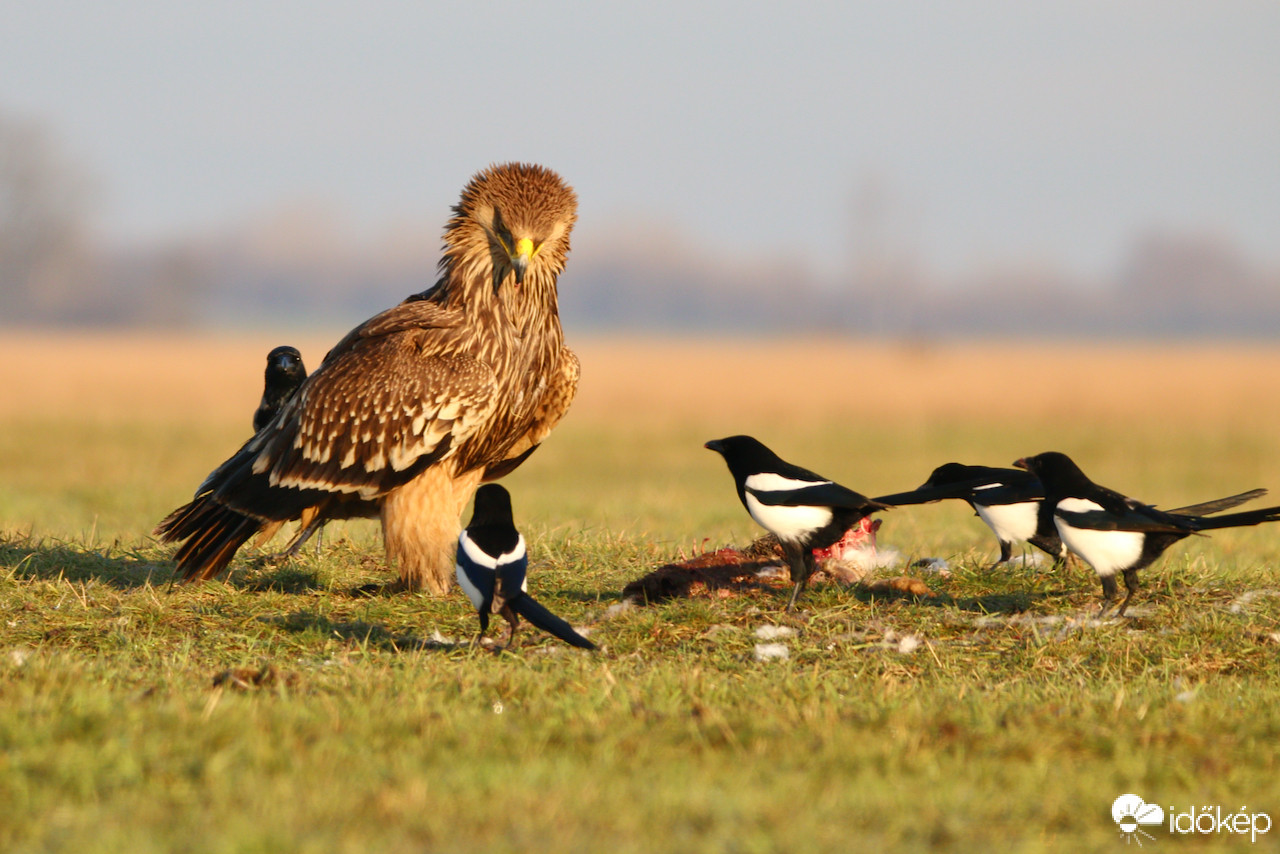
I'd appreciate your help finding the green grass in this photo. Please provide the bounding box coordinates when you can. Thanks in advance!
[4,412,1280,852]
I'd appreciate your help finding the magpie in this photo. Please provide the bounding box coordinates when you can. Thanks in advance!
[705,435,891,611]
[253,345,307,432]
[877,462,1268,568]
[875,463,1064,565]
[1015,451,1280,616]
[455,484,596,650]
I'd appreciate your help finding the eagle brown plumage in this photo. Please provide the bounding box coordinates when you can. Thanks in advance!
[155,163,580,593]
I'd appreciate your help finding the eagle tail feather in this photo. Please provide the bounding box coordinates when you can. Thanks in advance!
[155,496,264,582]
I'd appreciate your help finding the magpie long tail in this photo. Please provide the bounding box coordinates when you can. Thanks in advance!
[1169,488,1267,517]
[510,595,596,649]
[1027,533,1065,561]
[1187,505,1280,531]
[872,484,968,506]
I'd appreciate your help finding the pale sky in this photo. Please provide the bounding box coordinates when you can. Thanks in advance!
[3,1,1277,282]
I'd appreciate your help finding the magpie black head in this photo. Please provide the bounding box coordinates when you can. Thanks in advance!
[705,435,788,477]
[464,484,522,558]
[469,484,515,530]
[1015,452,1094,497]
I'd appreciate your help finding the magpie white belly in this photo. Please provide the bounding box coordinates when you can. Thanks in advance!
[744,493,833,542]
[975,500,1039,543]
[1053,498,1144,577]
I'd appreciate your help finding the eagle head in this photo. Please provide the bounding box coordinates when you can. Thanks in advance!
[446,163,578,295]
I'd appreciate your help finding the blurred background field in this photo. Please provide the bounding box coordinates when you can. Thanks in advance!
[6,330,1280,556]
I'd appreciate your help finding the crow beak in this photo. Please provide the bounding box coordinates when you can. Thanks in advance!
[1012,457,1029,470]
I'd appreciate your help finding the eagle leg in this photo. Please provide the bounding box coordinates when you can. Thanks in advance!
[274,507,324,559]
[382,466,485,594]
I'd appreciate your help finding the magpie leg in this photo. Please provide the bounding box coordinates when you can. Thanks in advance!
[499,604,521,650]
[785,581,804,613]
[785,547,816,613]
[1099,573,1119,616]
[474,611,491,649]
[1115,569,1140,617]
[997,540,1012,565]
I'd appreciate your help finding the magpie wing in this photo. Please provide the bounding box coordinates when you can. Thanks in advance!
[1054,506,1194,535]
[750,481,888,513]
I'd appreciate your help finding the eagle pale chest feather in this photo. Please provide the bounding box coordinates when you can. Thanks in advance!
[156,163,580,593]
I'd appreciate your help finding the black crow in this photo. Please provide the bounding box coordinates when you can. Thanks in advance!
[253,346,307,432]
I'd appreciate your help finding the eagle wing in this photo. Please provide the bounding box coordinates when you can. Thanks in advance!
[211,299,501,517]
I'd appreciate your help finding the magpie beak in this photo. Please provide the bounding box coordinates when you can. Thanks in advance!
[705,435,890,612]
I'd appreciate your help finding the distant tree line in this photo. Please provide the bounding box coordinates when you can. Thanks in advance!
[3,110,1277,337]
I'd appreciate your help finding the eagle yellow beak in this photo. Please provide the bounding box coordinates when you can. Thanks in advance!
[511,237,534,285]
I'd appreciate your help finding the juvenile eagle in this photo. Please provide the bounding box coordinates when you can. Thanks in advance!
[156,163,580,593]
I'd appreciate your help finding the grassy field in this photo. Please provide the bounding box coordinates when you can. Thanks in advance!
[3,331,1280,852]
